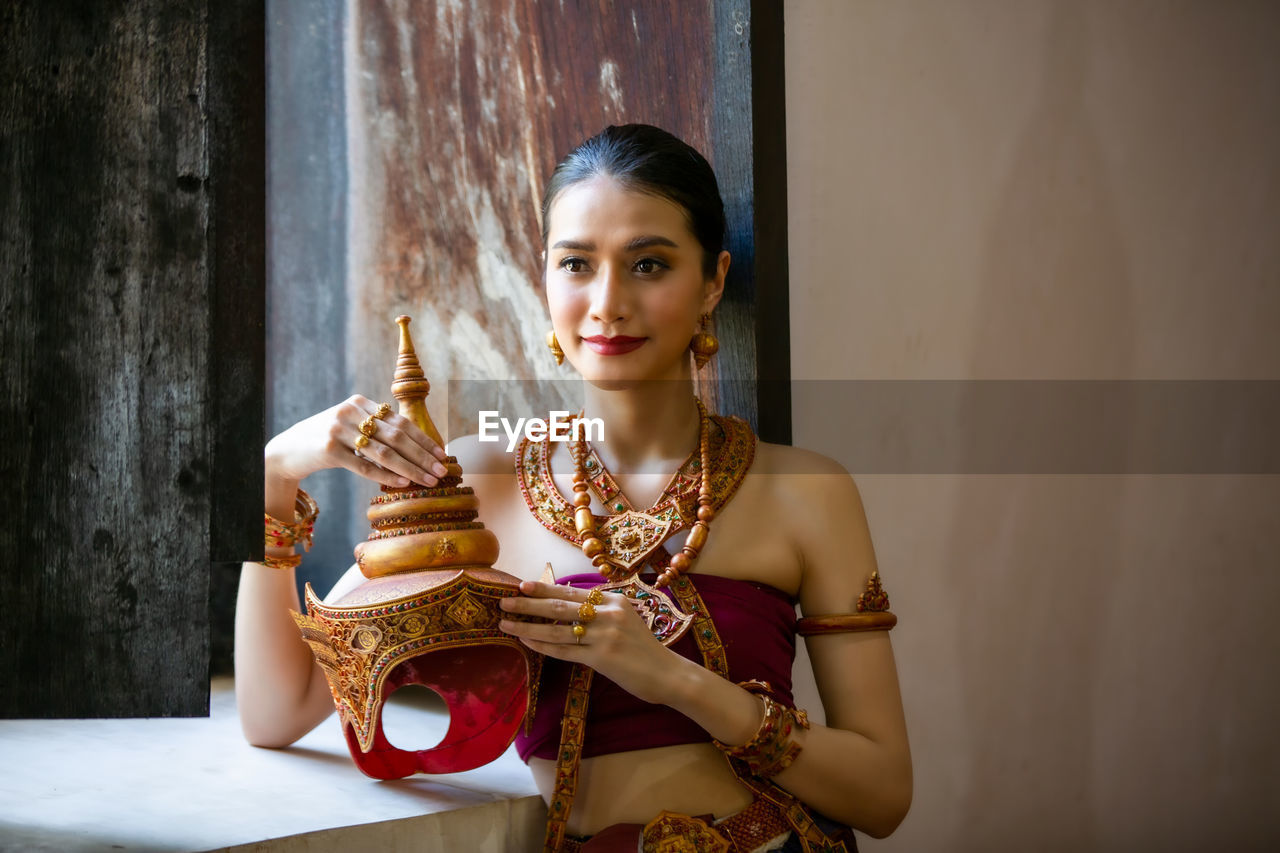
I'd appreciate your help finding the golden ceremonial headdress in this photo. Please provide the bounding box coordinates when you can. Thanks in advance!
[292,316,539,779]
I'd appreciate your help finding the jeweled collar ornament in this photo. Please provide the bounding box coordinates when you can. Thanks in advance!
[570,399,716,587]
[515,400,756,588]
[597,573,695,645]
[291,316,539,780]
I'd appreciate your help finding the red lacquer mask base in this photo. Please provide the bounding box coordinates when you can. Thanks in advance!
[345,644,531,779]
[292,569,542,779]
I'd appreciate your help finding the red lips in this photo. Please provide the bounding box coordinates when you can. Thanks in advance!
[582,335,646,355]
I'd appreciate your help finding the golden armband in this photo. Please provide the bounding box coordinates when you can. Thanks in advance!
[796,571,897,635]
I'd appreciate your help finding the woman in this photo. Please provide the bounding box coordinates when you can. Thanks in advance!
[236,124,911,851]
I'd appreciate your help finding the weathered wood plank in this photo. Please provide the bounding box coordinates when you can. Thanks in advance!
[208,1,267,565]
[711,0,761,428]
[206,0,268,676]
[745,0,791,444]
[0,1,264,715]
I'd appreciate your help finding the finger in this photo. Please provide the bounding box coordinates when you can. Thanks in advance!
[343,449,414,488]
[347,393,377,411]
[516,580,596,601]
[343,402,440,486]
[509,635,587,663]
[380,410,449,463]
[353,435,441,487]
[339,397,391,446]
[363,419,449,484]
[499,618,585,646]
[375,409,450,468]
[324,416,414,487]
[500,595,589,622]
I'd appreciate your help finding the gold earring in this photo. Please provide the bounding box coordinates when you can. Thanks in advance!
[546,330,565,366]
[689,313,719,369]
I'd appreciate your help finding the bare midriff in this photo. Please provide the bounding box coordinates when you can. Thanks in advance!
[528,742,755,835]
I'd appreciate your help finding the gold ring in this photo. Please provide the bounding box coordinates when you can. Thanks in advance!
[572,623,586,644]
[373,402,392,419]
[359,415,378,437]
[577,600,597,623]
[354,434,371,449]
[585,588,604,606]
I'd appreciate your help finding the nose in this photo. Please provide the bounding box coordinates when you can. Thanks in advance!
[588,262,629,327]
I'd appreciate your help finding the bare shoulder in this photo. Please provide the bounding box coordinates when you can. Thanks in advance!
[752,440,850,478]
[752,441,862,507]
[752,441,880,615]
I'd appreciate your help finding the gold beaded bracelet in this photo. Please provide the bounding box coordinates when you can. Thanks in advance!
[261,553,302,571]
[258,489,318,570]
[264,488,319,552]
[712,680,811,779]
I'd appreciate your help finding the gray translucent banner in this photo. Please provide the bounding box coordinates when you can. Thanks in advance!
[444,380,1279,474]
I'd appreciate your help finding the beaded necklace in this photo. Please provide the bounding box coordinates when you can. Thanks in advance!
[515,402,758,585]
[570,399,713,587]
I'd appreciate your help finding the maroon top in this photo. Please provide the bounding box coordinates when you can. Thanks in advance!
[514,572,799,762]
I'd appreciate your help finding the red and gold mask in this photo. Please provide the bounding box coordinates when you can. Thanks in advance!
[291,316,539,779]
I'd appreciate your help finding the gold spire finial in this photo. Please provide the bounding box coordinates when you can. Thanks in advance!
[391,315,444,447]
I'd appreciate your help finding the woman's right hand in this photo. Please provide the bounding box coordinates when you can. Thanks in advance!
[264,394,450,489]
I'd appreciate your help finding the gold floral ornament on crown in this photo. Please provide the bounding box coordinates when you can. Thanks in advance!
[290,315,542,780]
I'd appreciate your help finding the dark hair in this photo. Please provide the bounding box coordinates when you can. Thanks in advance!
[540,124,726,279]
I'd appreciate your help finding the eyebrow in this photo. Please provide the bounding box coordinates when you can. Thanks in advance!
[550,235,681,252]
[625,235,679,251]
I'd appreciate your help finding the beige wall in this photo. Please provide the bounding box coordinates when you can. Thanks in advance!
[785,2,1280,850]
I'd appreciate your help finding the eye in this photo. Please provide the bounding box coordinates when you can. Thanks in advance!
[558,256,589,274]
[632,257,669,275]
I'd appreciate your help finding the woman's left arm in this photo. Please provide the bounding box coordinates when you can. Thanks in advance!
[779,460,912,834]
[664,458,913,836]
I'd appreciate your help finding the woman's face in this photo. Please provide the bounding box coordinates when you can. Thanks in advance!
[544,176,728,388]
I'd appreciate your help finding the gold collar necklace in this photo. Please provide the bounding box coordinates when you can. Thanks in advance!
[515,401,758,587]
[570,399,713,587]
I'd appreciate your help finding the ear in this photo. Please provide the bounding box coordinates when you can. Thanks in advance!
[701,250,730,314]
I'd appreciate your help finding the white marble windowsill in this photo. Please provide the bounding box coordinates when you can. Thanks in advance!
[0,677,544,852]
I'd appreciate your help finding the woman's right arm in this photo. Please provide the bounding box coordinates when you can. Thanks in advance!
[234,395,449,747]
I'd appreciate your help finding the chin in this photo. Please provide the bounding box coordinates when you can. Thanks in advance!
[575,365,690,391]
[579,374,650,392]
[567,349,689,390]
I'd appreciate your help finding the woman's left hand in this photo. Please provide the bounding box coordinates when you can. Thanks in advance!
[499,580,678,705]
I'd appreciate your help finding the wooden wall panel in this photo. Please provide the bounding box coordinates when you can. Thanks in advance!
[743,0,790,444]
[1,2,265,714]
[207,1,268,676]
[208,3,267,566]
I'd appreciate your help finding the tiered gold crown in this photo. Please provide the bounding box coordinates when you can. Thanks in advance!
[353,315,500,577]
